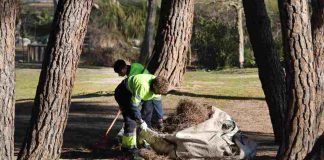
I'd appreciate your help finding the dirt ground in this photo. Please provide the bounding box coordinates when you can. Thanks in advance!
[14,97,323,159]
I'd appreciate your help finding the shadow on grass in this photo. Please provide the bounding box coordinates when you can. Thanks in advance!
[72,91,114,99]
[15,101,123,159]
[169,90,265,101]
[15,101,276,159]
[16,91,115,102]
[243,131,277,160]
[15,63,42,69]
[15,63,106,70]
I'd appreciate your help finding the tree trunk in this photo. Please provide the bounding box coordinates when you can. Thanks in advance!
[305,133,324,160]
[187,44,192,66]
[311,0,324,138]
[53,0,58,11]
[147,0,195,87]
[18,0,93,159]
[139,0,157,65]
[277,0,318,159]
[243,0,286,144]
[0,1,17,159]
[236,6,244,68]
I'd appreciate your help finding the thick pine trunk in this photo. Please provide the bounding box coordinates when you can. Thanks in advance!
[18,0,93,159]
[147,0,195,87]
[243,0,286,144]
[308,1,324,157]
[0,1,16,159]
[277,0,318,159]
[139,0,157,65]
[311,0,324,137]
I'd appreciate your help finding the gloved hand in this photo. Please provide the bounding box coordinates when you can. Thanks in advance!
[139,120,148,132]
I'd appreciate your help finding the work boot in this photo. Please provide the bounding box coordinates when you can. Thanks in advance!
[132,151,145,160]
[121,147,144,160]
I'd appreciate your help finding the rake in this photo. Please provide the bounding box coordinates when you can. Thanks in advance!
[92,110,122,150]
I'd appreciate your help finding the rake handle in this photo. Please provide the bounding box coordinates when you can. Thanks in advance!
[105,109,122,135]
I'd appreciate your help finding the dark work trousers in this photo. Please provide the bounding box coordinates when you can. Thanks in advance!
[143,100,163,127]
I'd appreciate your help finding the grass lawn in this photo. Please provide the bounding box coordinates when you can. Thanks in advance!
[16,66,265,108]
[16,65,284,159]
[16,66,123,101]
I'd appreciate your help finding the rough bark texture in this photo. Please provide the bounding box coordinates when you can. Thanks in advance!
[147,0,194,87]
[0,1,16,159]
[139,0,157,65]
[311,0,324,138]
[243,0,286,144]
[18,0,93,159]
[308,0,324,157]
[277,0,318,159]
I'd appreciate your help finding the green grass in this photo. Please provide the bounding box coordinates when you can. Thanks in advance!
[16,67,121,101]
[16,66,264,109]
[183,68,264,98]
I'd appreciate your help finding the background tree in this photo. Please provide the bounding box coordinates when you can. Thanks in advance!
[236,4,244,68]
[243,0,286,144]
[139,0,157,65]
[225,0,245,68]
[18,0,93,159]
[277,0,318,159]
[147,0,195,87]
[53,0,58,10]
[0,0,17,159]
[86,0,147,66]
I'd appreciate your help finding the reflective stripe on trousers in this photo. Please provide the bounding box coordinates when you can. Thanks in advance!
[122,132,137,149]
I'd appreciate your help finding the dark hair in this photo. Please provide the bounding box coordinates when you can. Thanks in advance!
[152,76,169,94]
[113,59,127,73]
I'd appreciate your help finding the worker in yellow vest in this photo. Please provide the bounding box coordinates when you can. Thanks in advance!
[114,59,164,128]
[114,74,169,158]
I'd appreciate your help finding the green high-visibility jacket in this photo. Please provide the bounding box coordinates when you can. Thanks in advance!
[128,63,149,77]
[127,74,161,105]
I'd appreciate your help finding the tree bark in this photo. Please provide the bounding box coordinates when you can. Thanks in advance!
[243,0,286,144]
[236,6,244,68]
[0,0,16,159]
[147,0,195,87]
[18,0,93,159]
[277,0,318,159]
[139,0,157,65]
[311,0,324,138]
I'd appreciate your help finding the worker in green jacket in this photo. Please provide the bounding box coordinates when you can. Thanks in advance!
[114,74,169,158]
[113,59,164,128]
[113,59,149,77]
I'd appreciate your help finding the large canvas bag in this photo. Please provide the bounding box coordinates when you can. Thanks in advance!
[138,107,257,159]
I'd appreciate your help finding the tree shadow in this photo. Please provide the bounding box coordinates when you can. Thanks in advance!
[16,91,115,102]
[15,63,42,69]
[72,91,114,99]
[168,90,265,101]
[243,131,277,160]
[15,101,277,159]
[15,101,123,159]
